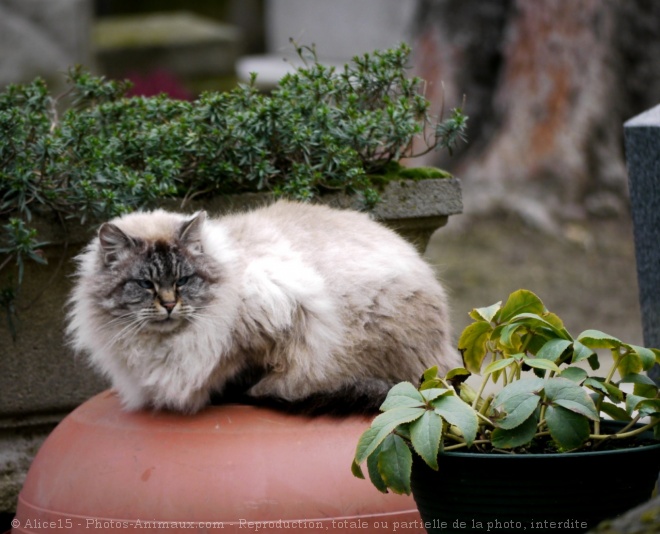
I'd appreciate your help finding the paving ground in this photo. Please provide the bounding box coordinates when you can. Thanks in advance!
[425,212,644,350]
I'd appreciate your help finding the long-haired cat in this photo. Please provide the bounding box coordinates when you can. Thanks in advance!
[67,201,460,414]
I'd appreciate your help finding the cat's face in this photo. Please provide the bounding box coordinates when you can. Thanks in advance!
[96,212,219,334]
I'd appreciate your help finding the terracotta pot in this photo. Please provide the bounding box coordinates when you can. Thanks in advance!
[14,391,421,533]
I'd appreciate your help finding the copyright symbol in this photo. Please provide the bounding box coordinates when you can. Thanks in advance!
[11,518,20,528]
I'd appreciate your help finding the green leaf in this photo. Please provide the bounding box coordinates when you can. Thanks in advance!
[584,377,624,403]
[523,357,561,373]
[498,322,527,351]
[536,339,573,362]
[355,426,383,466]
[577,330,622,350]
[545,405,590,451]
[366,441,388,493]
[420,388,451,403]
[544,377,599,421]
[351,459,364,479]
[491,411,539,449]
[493,392,541,430]
[619,373,658,387]
[469,301,501,323]
[600,402,632,422]
[571,340,595,363]
[445,367,471,381]
[559,366,588,384]
[618,351,643,377]
[483,357,516,376]
[634,383,658,398]
[552,399,600,421]
[508,313,570,340]
[497,290,546,323]
[377,434,413,495]
[630,345,657,371]
[626,393,660,417]
[432,395,479,446]
[354,407,425,464]
[410,410,443,470]
[637,399,660,417]
[490,378,544,430]
[419,378,443,390]
[625,394,648,416]
[379,382,425,411]
[458,382,480,405]
[620,372,658,406]
[498,323,529,353]
[542,312,570,337]
[422,366,438,381]
[458,321,493,374]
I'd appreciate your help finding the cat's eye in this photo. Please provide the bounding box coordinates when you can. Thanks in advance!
[176,275,191,287]
[136,279,154,289]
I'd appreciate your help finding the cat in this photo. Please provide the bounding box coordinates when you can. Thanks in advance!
[66,200,460,415]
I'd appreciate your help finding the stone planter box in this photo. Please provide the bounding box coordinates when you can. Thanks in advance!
[0,176,462,514]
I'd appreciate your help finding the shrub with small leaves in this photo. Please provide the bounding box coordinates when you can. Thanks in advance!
[0,43,467,332]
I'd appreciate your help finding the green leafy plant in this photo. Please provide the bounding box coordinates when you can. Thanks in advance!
[0,43,468,333]
[352,289,660,495]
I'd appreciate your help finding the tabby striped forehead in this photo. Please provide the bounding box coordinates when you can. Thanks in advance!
[144,240,189,282]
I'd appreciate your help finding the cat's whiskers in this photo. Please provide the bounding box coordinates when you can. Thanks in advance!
[181,313,213,329]
[180,307,224,319]
[138,307,165,320]
[101,310,154,350]
[173,302,231,323]
[102,323,143,356]
[185,310,233,324]
[102,310,138,326]
[97,313,139,340]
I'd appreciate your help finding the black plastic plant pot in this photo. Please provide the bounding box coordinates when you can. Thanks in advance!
[410,426,660,534]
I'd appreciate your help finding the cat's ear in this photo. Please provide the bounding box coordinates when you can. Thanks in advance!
[98,223,139,266]
[179,211,206,254]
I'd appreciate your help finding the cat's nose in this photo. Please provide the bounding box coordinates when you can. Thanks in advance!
[161,301,176,314]
[159,289,177,314]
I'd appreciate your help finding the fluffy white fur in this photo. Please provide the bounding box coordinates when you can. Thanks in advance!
[67,201,459,413]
